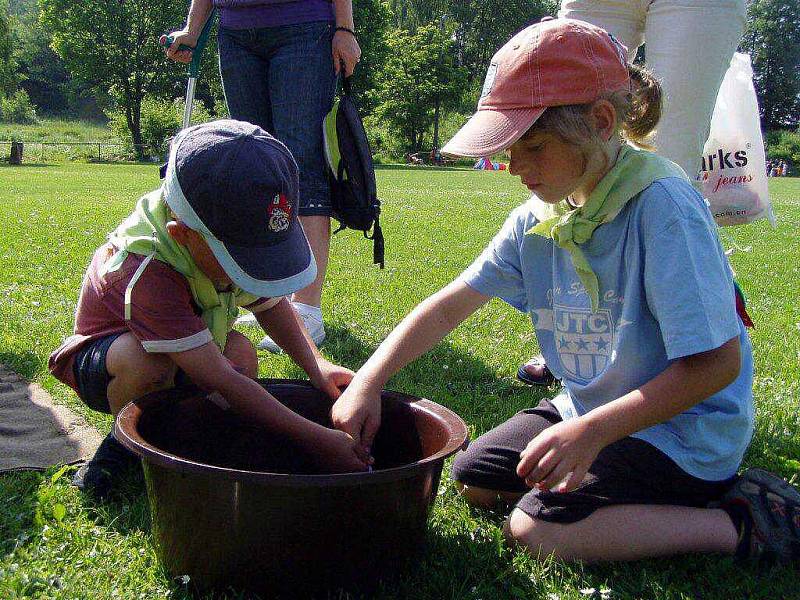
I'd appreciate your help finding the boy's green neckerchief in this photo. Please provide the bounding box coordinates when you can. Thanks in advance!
[101,190,258,351]
[527,144,686,312]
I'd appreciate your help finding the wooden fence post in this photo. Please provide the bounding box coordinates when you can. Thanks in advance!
[9,141,23,165]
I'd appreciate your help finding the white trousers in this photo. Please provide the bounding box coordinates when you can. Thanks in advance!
[559,0,746,179]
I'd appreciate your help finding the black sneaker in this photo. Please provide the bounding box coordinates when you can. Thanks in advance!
[720,468,800,563]
[516,356,556,386]
[73,433,140,500]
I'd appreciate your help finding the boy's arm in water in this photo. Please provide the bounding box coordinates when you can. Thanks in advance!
[516,336,742,493]
[168,341,367,472]
[255,298,355,400]
[331,280,491,451]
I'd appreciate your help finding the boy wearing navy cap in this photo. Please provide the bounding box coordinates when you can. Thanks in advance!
[50,120,368,498]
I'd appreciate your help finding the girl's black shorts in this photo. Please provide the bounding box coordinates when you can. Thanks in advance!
[451,398,736,523]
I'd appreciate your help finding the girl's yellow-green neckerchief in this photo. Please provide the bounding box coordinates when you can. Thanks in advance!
[527,144,686,311]
[101,190,258,350]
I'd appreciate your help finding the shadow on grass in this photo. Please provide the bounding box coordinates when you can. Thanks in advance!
[576,551,800,600]
[1,160,159,168]
[0,470,46,556]
[375,163,476,173]
[0,350,45,381]
[321,323,555,435]
[1,162,56,168]
[2,324,549,600]
[79,466,151,536]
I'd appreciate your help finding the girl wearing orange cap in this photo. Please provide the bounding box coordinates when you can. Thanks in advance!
[331,18,799,563]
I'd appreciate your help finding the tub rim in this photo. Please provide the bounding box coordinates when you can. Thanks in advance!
[114,378,469,488]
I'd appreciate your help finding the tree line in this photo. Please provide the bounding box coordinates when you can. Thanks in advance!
[3,0,799,159]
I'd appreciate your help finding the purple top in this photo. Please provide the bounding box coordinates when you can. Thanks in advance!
[215,0,334,29]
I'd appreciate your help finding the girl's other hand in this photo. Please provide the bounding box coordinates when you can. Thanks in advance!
[516,417,605,493]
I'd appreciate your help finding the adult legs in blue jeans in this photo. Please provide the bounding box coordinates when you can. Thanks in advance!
[268,22,336,314]
[219,23,336,346]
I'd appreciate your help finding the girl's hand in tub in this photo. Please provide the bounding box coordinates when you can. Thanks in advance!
[331,380,381,460]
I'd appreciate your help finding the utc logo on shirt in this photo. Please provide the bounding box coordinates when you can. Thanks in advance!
[553,305,614,382]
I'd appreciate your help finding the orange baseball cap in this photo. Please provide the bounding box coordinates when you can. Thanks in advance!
[442,17,631,157]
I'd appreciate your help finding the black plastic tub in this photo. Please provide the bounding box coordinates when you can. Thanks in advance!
[114,379,468,596]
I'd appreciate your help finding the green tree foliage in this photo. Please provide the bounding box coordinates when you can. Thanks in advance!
[0,88,37,123]
[740,0,800,130]
[0,0,38,123]
[0,0,18,95]
[766,129,800,169]
[387,0,556,95]
[387,0,448,27]
[109,97,211,158]
[374,23,467,151]
[11,0,102,118]
[40,0,187,154]
[349,0,392,115]
[450,0,556,94]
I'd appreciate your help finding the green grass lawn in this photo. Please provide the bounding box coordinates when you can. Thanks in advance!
[0,119,113,143]
[0,163,798,599]
[0,118,129,163]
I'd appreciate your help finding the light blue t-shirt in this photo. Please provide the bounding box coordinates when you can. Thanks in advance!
[460,177,754,481]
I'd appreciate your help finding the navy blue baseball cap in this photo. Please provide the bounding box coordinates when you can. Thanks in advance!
[161,119,316,297]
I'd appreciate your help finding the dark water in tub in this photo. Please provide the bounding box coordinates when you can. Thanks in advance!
[136,393,425,475]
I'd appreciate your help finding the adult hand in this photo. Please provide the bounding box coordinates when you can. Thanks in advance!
[516,417,605,493]
[316,428,369,473]
[332,29,361,77]
[160,29,197,64]
[330,380,381,456]
[309,358,355,401]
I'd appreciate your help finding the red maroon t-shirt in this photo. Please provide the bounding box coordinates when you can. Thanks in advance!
[49,243,278,392]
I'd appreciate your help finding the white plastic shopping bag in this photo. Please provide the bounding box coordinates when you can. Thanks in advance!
[697,53,775,227]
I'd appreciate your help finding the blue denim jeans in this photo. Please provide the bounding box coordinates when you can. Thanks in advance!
[218,21,336,216]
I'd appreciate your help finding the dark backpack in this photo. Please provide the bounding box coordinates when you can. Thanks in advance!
[324,76,384,268]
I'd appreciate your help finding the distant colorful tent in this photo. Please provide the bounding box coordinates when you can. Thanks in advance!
[473,157,507,171]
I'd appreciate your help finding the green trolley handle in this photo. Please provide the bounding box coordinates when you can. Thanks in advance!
[161,9,217,128]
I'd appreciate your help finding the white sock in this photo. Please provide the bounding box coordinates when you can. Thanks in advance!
[292,301,322,320]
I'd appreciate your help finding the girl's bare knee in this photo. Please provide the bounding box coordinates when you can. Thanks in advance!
[455,483,505,509]
[504,509,561,558]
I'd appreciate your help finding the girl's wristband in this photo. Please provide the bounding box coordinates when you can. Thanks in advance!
[335,26,356,38]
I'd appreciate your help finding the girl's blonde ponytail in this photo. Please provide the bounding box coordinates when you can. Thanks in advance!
[621,63,662,148]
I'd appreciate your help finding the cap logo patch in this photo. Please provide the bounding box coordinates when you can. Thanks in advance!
[481,63,498,99]
[267,193,291,233]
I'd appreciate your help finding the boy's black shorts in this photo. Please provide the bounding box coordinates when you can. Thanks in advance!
[450,399,737,523]
[72,333,125,414]
[72,333,191,414]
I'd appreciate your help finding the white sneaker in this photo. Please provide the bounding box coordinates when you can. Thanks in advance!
[235,311,258,325]
[258,303,326,353]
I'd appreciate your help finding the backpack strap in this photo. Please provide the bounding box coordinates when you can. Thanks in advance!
[371,216,384,269]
